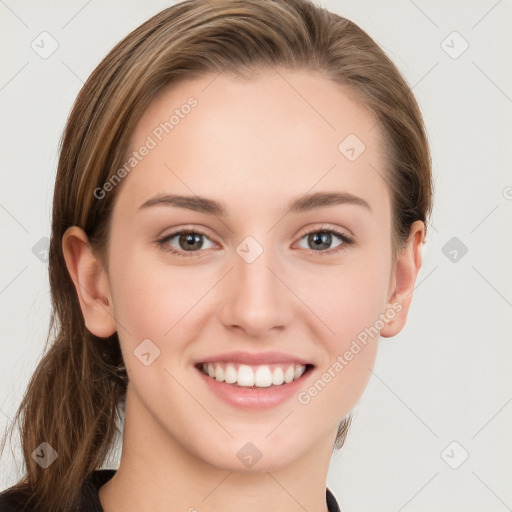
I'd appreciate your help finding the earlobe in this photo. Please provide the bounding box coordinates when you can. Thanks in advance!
[61,226,117,338]
[380,220,425,338]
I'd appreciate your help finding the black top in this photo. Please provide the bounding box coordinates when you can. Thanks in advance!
[0,470,341,511]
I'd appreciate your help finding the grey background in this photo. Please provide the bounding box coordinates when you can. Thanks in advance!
[1,1,511,510]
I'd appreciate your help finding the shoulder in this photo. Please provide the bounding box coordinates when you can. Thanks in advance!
[326,487,342,512]
[74,469,116,512]
[0,469,117,512]
[0,490,25,512]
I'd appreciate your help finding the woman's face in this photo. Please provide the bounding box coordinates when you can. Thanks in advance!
[83,68,422,471]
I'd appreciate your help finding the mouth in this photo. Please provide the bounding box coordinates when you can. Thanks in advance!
[194,362,315,389]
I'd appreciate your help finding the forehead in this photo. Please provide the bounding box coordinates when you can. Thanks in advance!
[114,68,389,219]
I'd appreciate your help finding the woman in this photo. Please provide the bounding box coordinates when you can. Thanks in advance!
[0,0,432,511]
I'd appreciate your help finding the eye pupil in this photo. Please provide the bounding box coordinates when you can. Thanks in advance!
[181,233,203,250]
[309,232,331,250]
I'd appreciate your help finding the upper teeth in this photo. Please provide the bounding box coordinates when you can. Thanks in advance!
[201,362,307,387]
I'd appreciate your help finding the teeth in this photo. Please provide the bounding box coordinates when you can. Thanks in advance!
[254,365,273,387]
[294,365,304,379]
[237,365,254,386]
[284,365,295,383]
[224,364,237,384]
[201,362,307,387]
[272,367,284,385]
[214,365,224,382]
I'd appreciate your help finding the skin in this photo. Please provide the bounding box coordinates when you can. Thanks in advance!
[62,68,425,512]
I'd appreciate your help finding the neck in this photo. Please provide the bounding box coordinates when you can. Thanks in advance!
[98,388,336,512]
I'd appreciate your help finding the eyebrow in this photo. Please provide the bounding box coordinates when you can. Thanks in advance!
[138,191,372,215]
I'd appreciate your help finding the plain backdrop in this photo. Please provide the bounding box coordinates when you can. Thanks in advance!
[1,1,511,511]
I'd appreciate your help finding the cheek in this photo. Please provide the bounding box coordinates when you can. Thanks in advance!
[308,249,391,344]
[300,262,387,416]
[109,248,192,342]
[109,251,203,390]
[111,242,215,324]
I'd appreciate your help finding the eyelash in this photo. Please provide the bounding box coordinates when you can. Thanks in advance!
[155,225,355,258]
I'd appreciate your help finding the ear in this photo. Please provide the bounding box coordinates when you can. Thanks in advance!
[380,220,425,338]
[62,226,117,338]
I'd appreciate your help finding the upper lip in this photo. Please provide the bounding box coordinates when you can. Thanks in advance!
[196,351,314,366]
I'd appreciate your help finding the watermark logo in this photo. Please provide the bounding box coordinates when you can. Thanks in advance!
[236,236,264,264]
[31,31,59,59]
[237,442,262,468]
[441,236,468,263]
[441,31,469,60]
[338,133,366,161]
[440,440,469,469]
[134,338,161,366]
[31,442,58,468]
[32,236,50,263]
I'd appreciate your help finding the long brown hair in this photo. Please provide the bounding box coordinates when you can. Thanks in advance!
[1,0,432,510]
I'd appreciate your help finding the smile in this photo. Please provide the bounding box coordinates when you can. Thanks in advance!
[196,362,314,388]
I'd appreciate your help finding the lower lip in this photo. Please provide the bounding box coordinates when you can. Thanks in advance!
[196,366,314,410]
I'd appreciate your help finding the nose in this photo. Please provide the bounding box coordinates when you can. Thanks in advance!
[218,245,294,339]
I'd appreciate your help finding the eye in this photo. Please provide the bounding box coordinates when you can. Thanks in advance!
[156,225,354,258]
[156,228,215,257]
[296,226,354,255]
